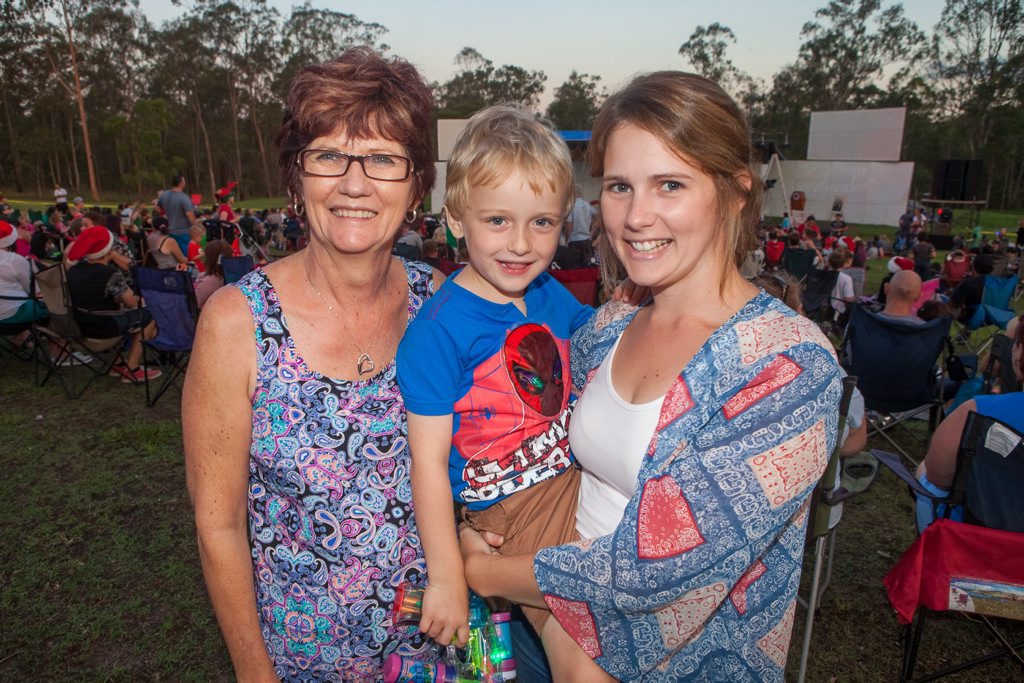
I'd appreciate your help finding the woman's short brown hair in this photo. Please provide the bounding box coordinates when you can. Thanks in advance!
[276,47,435,206]
[587,71,763,293]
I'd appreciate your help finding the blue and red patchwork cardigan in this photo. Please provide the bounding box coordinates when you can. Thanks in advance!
[535,292,841,682]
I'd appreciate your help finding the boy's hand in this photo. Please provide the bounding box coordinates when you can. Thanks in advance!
[612,276,650,305]
[419,580,470,647]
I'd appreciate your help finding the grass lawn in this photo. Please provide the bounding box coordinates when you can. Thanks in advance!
[1,298,1022,680]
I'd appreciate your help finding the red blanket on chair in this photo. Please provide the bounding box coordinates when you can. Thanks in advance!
[884,518,1024,625]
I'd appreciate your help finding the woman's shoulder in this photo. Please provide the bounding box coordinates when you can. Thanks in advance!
[730,292,838,363]
[195,284,254,349]
[570,299,637,367]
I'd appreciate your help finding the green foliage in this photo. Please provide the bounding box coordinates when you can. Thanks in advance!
[434,47,547,119]
[546,71,603,130]
[926,0,1024,205]
[0,0,1022,211]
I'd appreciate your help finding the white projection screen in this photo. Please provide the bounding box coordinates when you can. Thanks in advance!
[761,160,914,226]
[807,108,906,162]
[437,119,469,161]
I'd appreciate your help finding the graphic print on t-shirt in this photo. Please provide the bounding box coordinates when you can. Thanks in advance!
[455,322,572,504]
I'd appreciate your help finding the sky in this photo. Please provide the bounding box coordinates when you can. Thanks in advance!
[139,0,945,107]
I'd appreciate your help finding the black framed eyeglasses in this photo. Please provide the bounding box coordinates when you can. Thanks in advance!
[297,149,413,182]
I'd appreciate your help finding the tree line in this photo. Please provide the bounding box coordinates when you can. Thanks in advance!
[1,0,1021,209]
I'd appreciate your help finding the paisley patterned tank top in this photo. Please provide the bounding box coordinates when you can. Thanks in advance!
[236,259,432,682]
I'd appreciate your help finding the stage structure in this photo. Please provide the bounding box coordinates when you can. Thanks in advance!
[761,108,914,228]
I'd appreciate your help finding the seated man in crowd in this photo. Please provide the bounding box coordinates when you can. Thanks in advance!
[879,270,925,325]
[876,256,915,305]
[65,226,161,384]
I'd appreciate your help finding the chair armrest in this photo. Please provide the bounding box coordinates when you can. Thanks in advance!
[75,307,129,317]
[870,449,946,501]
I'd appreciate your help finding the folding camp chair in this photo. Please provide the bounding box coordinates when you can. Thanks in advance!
[0,292,38,369]
[980,331,1021,394]
[437,259,463,276]
[959,274,1018,354]
[796,375,880,682]
[801,268,839,330]
[842,305,952,464]
[222,255,255,285]
[133,267,198,407]
[0,264,45,369]
[392,242,421,261]
[549,266,600,306]
[940,251,970,292]
[874,412,1024,681]
[841,266,866,298]
[33,262,130,399]
[781,248,817,283]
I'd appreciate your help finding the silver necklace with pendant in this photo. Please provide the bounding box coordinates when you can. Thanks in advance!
[307,261,391,377]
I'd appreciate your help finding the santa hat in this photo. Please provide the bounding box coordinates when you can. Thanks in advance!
[887,256,914,273]
[0,220,15,249]
[215,181,238,200]
[66,226,114,264]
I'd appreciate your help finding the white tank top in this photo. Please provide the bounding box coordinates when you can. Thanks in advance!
[570,335,665,539]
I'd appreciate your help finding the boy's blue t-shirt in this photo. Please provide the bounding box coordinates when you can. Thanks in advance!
[397,271,592,511]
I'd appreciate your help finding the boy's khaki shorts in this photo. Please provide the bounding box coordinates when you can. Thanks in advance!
[459,465,582,636]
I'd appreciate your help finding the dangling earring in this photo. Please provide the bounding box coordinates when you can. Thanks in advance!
[404,209,418,224]
[290,194,305,217]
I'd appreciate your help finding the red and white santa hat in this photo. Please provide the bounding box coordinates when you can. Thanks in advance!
[66,225,114,264]
[0,220,15,249]
[887,256,914,273]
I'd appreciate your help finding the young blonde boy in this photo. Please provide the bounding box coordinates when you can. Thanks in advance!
[396,106,594,676]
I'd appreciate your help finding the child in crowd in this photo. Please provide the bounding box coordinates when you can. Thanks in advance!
[187,224,205,273]
[396,106,593,677]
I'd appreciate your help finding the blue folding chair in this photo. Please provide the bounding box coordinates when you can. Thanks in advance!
[842,305,952,463]
[133,267,199,407]
[222,255,255,285]
[962,274,1018,353]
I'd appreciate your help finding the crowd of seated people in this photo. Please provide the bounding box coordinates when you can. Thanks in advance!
[0,189,298,387]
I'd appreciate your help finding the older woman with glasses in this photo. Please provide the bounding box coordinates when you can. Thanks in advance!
[183,48,440,682]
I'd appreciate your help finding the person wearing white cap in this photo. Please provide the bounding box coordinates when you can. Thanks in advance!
[2,220,94,364]
[65,225,161,383]
[0,220,47,338]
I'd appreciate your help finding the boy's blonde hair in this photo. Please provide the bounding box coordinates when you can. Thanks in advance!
[445,105,574,220]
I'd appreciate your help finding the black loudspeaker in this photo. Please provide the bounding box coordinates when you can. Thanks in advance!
[931,159,984,200]
[929,234,955,250]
